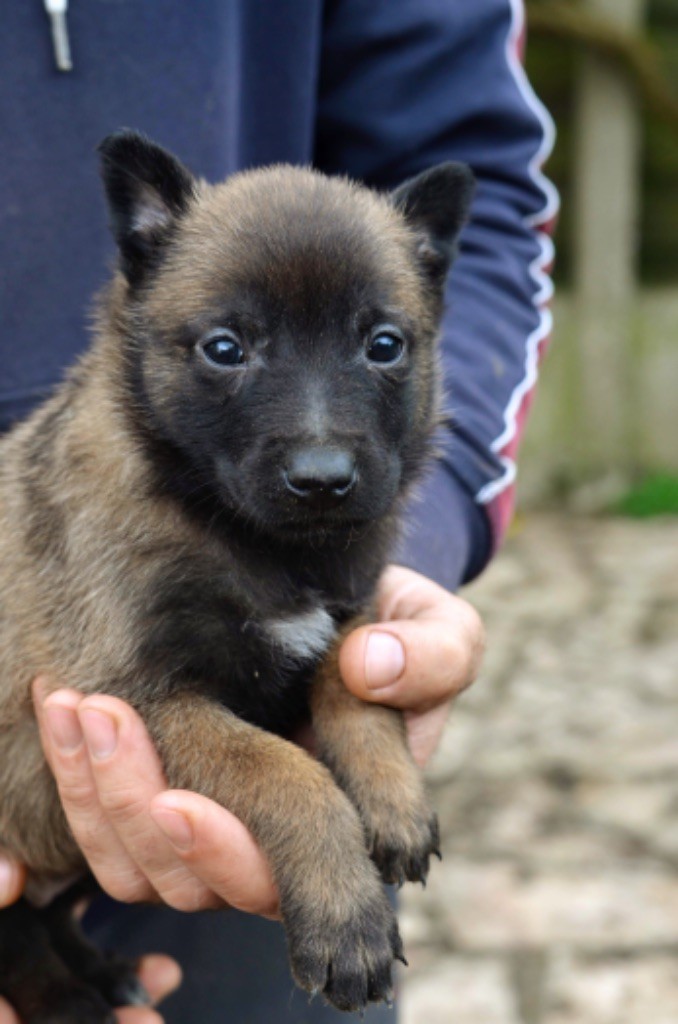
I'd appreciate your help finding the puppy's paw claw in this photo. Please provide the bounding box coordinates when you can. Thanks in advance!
[287,890,402,1013]
[371,812,441,887]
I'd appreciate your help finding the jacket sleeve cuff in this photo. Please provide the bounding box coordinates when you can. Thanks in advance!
[394,460,492,593]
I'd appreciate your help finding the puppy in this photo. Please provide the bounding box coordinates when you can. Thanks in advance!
[0,131,474,1022]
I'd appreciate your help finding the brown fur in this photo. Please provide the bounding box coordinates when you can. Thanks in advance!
[312,623,440,886]
[0,135,473,1014]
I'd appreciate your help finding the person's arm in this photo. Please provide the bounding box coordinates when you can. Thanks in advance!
[0,5,555,1014]
[316,0,558,589]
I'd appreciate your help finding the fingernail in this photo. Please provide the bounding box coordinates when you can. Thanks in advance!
[45,703,83,752]
[0,859,17,904]
[79,708,118,760]
[151,808,194,852]
[364,631,405,690]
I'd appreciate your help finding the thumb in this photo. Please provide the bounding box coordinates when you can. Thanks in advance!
[0,855,25,908]
[339,619,475,712]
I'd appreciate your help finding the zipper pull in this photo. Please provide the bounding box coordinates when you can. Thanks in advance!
[44,0,73,72]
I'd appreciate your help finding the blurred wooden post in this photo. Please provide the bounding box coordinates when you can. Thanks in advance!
[573,0,645,478]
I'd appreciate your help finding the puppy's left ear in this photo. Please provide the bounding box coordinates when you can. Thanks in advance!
[98,129,197,286]
[391,162,475,285]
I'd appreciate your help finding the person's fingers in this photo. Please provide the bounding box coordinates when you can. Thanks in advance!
[374,564,463,621]
[338,566,485,766]
[0,997,167,1024]
[116,1009,164,1024]
[136,955,182,1006]
[0,855,25,908]
[339,566,484,712]
[402,701,455,769]
[150,791,280,920]
[0,998,19,1024]
[0,957,180,1024]
[0,998,167,1024]
[73,695,221,912]
[339,612,483,711]
[35,686,155,904]
[37,684,266,915]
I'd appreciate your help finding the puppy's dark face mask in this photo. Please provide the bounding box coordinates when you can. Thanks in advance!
[99,132,474,541]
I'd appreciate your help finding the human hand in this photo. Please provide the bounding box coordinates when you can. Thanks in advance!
[0,681,275,1021]
[0,858,24,909]
[4,564,483,938]
[339,565,484,766]
[31,681,280,918]
[0,954,180,1024]
[0,857,179,1024]
[0,788,180,1024]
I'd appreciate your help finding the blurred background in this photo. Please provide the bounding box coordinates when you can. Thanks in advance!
[401,2,678,1021]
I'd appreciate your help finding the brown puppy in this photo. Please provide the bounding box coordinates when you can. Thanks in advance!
[0,131,474,1021]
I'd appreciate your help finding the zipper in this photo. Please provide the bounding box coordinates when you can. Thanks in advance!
[44,0,73,72]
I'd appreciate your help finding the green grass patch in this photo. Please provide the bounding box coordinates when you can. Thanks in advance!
[615,473,678,517]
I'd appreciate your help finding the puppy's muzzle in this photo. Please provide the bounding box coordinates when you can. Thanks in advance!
[283,447,357,510]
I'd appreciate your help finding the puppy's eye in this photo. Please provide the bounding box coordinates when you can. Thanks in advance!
[201,332,245,368]
[366,329,405,366]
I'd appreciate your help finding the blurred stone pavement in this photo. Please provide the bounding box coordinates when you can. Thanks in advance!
[398,514,678,1024]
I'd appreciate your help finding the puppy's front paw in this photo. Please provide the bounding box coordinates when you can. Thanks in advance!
[343,758,441,886]
[326,733,442,887]
[370,810,441,887]
[285,879,403,1012]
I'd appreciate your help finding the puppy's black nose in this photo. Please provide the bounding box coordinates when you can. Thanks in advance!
[284,448,357,507]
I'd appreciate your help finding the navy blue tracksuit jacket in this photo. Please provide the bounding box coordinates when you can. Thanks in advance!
[0,1,557,1020]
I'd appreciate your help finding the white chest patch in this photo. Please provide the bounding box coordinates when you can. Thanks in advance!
[266,606,336,662]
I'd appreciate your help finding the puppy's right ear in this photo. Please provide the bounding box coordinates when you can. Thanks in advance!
[391,163,475,287]
[98,130,197,286]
